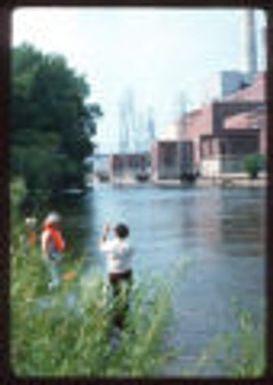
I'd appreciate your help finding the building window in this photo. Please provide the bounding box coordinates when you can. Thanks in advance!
[220,141,226,155]
[163,144,176,166]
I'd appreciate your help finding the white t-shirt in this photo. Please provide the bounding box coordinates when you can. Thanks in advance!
[99,237,133,274]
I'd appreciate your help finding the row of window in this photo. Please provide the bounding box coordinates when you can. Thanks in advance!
[201,137,259,157]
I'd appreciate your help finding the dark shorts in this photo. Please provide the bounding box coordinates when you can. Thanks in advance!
[108,270,133,329]
[109,270,133,298]
[109,269,133,285]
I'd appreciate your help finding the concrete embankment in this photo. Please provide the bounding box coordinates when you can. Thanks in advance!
[147,176,267,188]
[95,173,267,188]
[196,176,267,188]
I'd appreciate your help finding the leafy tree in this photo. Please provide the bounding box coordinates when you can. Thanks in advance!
[243,154,265,179]
[11,43,103,195]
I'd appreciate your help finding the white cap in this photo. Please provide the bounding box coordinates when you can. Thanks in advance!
[44,212,61,226]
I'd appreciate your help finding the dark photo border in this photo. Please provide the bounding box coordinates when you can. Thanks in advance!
[0,0,272,384]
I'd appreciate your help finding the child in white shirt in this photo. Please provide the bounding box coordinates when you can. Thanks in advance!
[99,222,134,329]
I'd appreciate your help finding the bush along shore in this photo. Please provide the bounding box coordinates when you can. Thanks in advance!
[10,178,265,378]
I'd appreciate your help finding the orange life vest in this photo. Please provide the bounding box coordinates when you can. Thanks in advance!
[43,224,65,253]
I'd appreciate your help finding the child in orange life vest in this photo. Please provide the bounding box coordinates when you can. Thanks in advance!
[41,212,65,290]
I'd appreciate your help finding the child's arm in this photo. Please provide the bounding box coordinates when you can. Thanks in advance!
[99,223,112,251]
[101,223,111,240]
[41,230,50,255]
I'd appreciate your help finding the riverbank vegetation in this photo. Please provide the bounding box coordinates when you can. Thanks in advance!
[10,182,173,376]
[11,225,265,377]
[10,180,265,378]
[11,226,172,377]
[187,300,265,377]
[11,43,102,199]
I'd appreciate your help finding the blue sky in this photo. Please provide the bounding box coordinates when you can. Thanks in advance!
[12,7,266,153]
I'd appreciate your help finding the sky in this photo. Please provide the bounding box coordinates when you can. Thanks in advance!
[12,7,266,153]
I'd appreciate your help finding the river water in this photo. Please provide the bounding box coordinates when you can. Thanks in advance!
[58,184,266,376]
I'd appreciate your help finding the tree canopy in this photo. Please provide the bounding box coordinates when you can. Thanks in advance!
[11,43,103,194]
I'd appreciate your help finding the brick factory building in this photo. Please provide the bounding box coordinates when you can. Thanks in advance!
[151,72,266,180]
[151,141,194,180]
[109,153,150,183]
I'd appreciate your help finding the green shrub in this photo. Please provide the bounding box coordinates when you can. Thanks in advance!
[244,154,265,179]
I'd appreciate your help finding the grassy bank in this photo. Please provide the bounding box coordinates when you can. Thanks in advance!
[10,185,173,377]
[10,178,266,378]
[11,230,172,377]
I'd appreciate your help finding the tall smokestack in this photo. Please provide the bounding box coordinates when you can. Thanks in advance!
[244,9,258,82]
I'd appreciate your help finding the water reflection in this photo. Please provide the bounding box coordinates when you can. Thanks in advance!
[57,185,265,285]
[82,186,264,262]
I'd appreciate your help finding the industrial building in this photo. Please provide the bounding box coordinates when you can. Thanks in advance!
[109,153,150,183]
[201,72,266,176]
[151,10,266,181]
[151,141,193,180]
[151,72,266,180]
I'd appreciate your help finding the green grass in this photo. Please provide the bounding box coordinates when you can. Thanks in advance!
[10,178,173,377]
[10,218,266,378]
[10,209,173,377]
[185,298,266,378]
[10,177,266,378]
